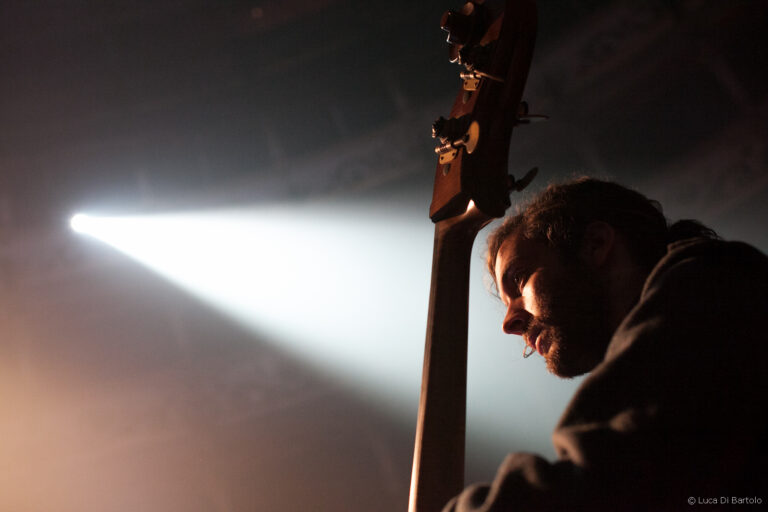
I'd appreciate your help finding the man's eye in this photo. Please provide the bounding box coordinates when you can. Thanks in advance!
[505,270,527,294]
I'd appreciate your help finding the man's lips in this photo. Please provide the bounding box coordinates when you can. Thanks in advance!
[535,334,550,356]
[525,328,550,356]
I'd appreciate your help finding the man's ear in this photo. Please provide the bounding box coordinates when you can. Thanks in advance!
[579,221,615,267]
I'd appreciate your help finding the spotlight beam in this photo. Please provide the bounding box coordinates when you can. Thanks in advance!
[69,201,581,455]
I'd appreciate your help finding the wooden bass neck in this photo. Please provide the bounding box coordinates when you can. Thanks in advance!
[409,206,492,512]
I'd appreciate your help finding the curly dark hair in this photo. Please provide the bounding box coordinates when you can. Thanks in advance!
[486,177,718,284]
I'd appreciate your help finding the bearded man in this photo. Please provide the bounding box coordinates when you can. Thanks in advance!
[444,178,768,511]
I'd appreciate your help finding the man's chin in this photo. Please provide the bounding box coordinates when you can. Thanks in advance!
[545,345,598,378]
[546,359,587,378]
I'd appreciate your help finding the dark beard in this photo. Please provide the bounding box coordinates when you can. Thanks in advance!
[530,261,613,378]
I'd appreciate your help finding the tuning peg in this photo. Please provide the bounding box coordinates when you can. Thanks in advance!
[441,2,486,63]
[432,116,447,139]
[432,114,471,142]
[447,43,461,63]
[440,4,475,46]
[507,167,538,192]
[516,101,549,124]
[433,119,479,165]
[460,69,503,91]
[458,41,495,70]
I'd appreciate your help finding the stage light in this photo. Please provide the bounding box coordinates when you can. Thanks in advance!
[69,213,91,234]
[69,199,581,455]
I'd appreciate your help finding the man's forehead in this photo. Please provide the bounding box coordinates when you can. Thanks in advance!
[494,233,547,280]
[495,233,527,276]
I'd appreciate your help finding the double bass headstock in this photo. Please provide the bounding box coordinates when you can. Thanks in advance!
[429,0,540,222]
[409,4,541,511]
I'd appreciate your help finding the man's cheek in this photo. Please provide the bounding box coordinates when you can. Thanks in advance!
[522,274,544,318]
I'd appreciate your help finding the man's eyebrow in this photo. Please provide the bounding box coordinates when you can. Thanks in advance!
[497,261,521,289]
[499,258,522,278]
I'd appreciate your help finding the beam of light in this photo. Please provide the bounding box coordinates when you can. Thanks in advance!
[69,213,92,234]
[69,198,581,455]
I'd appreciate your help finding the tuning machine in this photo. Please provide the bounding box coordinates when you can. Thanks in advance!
[516,101,549,124]
[459,69,503,91]
[432,114,479,165]
[442,2,502,101]
[507,167,538,192]
[441,2,486,62]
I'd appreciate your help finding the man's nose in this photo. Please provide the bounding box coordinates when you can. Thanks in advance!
[502,301,531,335]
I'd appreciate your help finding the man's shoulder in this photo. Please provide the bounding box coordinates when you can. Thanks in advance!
[665,236,766,260]
[604,236,767,362]
[642,237,768,297]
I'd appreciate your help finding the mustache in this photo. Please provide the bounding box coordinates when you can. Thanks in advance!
[524,316,554,336]
[521,318,551,358]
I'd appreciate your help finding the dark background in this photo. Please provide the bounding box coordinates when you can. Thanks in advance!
[1,1,766,510]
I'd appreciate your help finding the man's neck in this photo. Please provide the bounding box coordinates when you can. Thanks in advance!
[605,239,649,333]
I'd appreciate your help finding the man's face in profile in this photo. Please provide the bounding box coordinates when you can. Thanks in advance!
[494,231,612,377]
